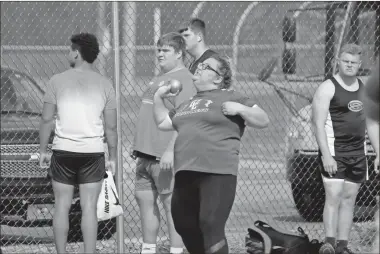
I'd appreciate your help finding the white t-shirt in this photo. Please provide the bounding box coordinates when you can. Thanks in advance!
[43,68,116,153]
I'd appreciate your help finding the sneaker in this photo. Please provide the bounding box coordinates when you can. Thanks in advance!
[319,242,336,254]
[336,247,355,254]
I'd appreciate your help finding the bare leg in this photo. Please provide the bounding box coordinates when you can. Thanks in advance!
[336,181,360,240]
[135,190,160,248]
[160,193,183,250]
[79,180,103,253]
[322,178,345,239]
[52,180,75,254]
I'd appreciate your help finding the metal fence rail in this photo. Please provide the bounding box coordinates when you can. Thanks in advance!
[1,1,379,253]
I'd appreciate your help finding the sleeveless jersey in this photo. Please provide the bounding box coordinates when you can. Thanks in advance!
[323,76,366,157]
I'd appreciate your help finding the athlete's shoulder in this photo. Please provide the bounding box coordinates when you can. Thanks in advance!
[220,88,247,99]
[54,69,71,78]
[221,88,241,94]
[201,49,219,60]
[174,67,193,77]
[164,68,193,83]
[205,49,218,56]
[316,78,335,96]
[49,69,72,84]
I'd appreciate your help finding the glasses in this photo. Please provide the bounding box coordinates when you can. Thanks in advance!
[197,62,221,76]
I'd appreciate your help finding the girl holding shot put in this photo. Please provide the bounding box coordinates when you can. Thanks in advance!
[153,55,270,254]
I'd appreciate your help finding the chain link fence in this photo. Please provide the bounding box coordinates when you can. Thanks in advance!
[1,1,379,253]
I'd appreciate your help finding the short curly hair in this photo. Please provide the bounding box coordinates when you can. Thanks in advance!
[339,43,362,57]
[70,33,100,64]
[212,55,232,89]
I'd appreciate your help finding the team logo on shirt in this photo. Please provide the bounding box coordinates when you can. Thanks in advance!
[188,99,202,110]
[348,100,363,112]
[175,99,214,117]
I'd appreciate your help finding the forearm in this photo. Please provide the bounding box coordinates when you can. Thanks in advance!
[105,129,118,161]
[39,120,54,152]
[239,105,269,128]
[313,124,332,157]
[153,94,170,125]
[367,118,379,156]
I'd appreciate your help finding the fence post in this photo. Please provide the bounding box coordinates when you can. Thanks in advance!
[348,3,360,45]
[333,2,355,75]
[121,2,137,95]
[232,2,259,86]
[325,3,336,79]
[191,2,206,18]
[376,7,380,57]
[154,8,161,76]
[112,2,124,253]
[97,1,107,76]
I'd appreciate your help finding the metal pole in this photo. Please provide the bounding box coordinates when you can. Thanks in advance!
[191,1,206,18]
[334,2,355,74]
[97,1,107,76]
[232,2,259,87]
[112,2,124,253]
[121,2,137,96]
[376,7,380,58]
[154,8,161,76]
[325,3,336,79]
[349,3,360,45]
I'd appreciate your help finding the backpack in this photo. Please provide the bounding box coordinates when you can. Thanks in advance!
[245,220,323,254]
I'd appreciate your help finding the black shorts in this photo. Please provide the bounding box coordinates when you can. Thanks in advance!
[49,149,106,185]
[319,155,368,183]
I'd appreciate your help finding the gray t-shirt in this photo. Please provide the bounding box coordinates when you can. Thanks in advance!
[169,89,255,175]
[132,68,196,157]
[43,68,116,153]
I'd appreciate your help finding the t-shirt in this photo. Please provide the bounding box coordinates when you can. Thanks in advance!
[169,89,255,175]
[43,68,116,153]
[133,68,196,158]
[189,49,219,74]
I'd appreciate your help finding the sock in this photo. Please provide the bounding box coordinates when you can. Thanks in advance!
[170,247,184,254]
[210,243,228,254]
[325,237,336,246]
[337,240,348,248]
[141,243,156,254]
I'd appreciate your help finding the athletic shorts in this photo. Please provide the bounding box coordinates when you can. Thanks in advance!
[318,155,368,183]
[49,149,106,185]
[134,152,174,195]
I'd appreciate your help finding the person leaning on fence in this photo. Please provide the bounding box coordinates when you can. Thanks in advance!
[131,32,196,254]
[178,18,219,74]
[360,56,379,254]
[153,55,269,254]
[39,33,118,254]
[312,43,379,254]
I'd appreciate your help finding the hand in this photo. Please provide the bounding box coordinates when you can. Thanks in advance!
[222,101,244,116]
[321,155,338,176]
[39,152,51,169]
[374,156,379,174]
[106,159,117,175]
[155,85,180,98]
[160,150,174,171]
